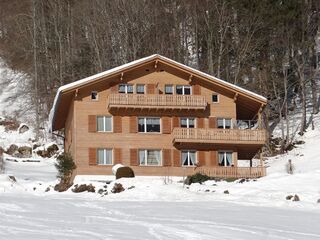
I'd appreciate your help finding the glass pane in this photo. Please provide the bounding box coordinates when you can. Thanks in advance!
[136,84,144,94]
[189,118,195,128]
[212,94,218,102]
[184,86,191,95]
[165,85,173,94]
[119,84,126,93]
[97,149,105,164]
[226,152,232,166]
[105,117,112,132]
[182,151,188,166]
[180,118,188,128]
[147,150,160,165]
[139,150,145,165]
[105,150,112,164]
[138,118,145,132]
[225,119,232,129]
[189,151,196,165]
[127,84,133,93]
[91,91,98,100]
[217,119,224,129]
[146,118,160,132]
[97,116,104,131]
[176,85,183,95]
[218,152,225,166]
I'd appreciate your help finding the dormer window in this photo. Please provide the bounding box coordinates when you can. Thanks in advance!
[212,94,219,103]
[165,85,173,94]
[91,91,98,100]
[176,85,191,95]
[119,84,133,94]
[136,84,145,94]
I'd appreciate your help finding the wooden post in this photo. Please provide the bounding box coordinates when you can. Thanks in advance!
[260,151,264,167]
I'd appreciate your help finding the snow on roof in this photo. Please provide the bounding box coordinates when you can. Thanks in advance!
[49,54,267,131]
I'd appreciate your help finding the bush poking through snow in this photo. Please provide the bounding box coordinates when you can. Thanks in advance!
[111,183,125,193]
[286,160,295,174]
[184,173,213,185]
[293,194,300,201]
[317,199,320,203]
[286,195,293,200]
[54,152,76,192]
[224,190,229,194]
[72,184,95,193]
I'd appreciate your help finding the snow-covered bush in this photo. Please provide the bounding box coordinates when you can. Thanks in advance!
[54,152,76,192]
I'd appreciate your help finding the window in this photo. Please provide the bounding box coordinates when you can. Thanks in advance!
[218,151,233,167]
[176,85,191,95]
[97,116,112,132]
[165,85,173,94]
[136,84,145,94]
[181,150,196,166]
[138,117,160,133]
[180,118,195,128]
[139,149,161,166]
[212,94,219,103]
[119,84,133,94]
[217,118,232,129]
[97,149,113,165]
[91,91,98,100]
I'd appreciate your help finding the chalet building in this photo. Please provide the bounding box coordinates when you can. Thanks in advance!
[50,54,267,178]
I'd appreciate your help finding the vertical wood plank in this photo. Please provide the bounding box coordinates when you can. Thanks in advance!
[162,117,171,134]
[88,115,96,132]
[162,149,172,166]
[88,148,97,165]
[173,149,180,167]
[129,116,137,133]
[114,148,122,164]
[113,116,122,133]
[130,149,138,166]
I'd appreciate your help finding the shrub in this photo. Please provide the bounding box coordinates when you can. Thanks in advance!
[184,173,213,185]
[54,152,76,192]
[111,183,125,193]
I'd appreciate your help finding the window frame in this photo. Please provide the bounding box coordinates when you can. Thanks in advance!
[138,149,162,166]
[97,116,113,132]
[91,91,98,101]
[138,117,161,133]
[97,148,113,165]
[136,84,145,94]
[212,94,219,103]
[118,84,134,94]
[176,85,192,95]
[180,117,196,128]
[218,151,233,167]
[217,118,232,129]
[181,150,197,167]
[165,85,174,95]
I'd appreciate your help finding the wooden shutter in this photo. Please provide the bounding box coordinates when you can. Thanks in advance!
[113,116,122,133]
[209,117,216,128]
[162,149,172,166]
[172,117,180,129]
[111,85,118,93]
[210,151,217,166]
[88,115,96,132]
[114,148,122,164]
[130,149,138,166]
[193,85,201,95]
[173,149,180,167]
[88,148,97,165]
[198,151,205,166]
[147,84,156,94]
[197,118,204,128]
[162,117,171,134]
[129,116,137,133]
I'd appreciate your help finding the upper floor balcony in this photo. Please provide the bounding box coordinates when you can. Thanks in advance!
[108,94,207,110]
[172,127,267,145]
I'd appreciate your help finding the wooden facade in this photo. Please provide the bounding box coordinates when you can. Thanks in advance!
[50,54,268,178]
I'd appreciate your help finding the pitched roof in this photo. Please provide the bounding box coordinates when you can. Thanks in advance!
[49,54,267,131]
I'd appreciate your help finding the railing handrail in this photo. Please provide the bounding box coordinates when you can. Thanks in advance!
[195,166,266,178]
[108,93,207,108]
[173,127,267,142]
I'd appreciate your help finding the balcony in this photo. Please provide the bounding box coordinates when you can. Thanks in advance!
[195,166,266,178]
[172,128,267,145]
[108,94,207,110]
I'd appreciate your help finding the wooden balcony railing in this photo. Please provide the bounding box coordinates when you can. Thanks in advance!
[194,166,266,178]
[173,128,267,144]
[108,94,207,110]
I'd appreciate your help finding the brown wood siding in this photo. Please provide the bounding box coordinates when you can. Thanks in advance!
[173,149,180,167]
[129,116,137,133]
[198,151,205,166]
[130,149,138,166]
[172,117,179,129]
[209,117,216,128]
[88,148,97,165]
[193,85,201,95]
[111,85,118,93]
[88,115,96,132]
[147,84,156,94]
[114,148,122,164]
[162,149,172,166]
[210,151,217,166]
[197,118,204,128]
[162,117,171,134]
[113,116,122,133]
